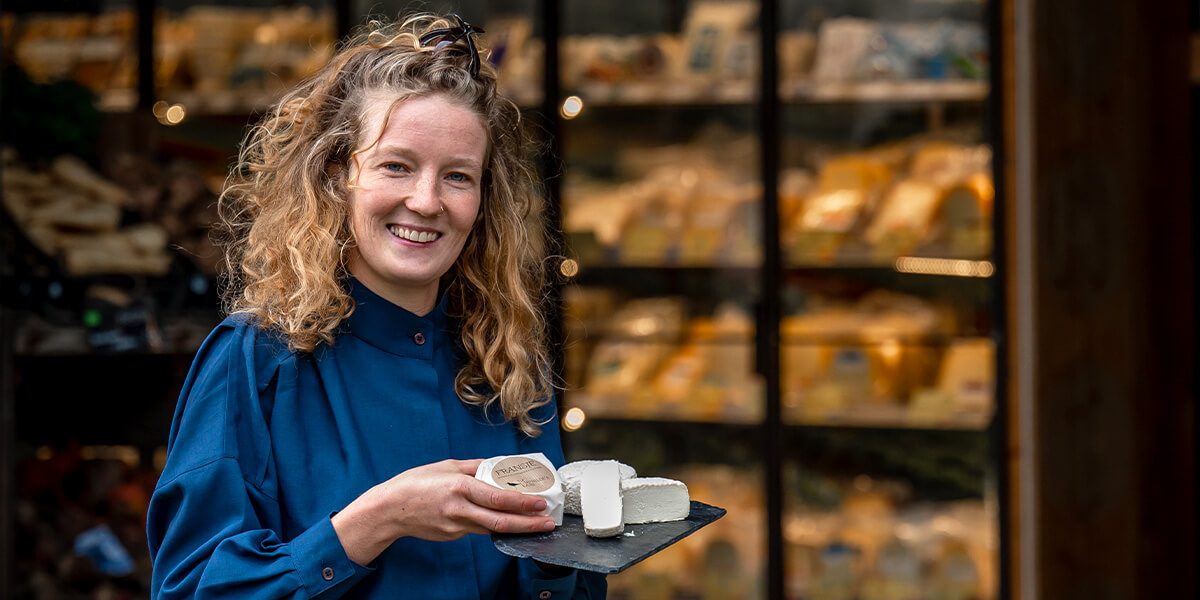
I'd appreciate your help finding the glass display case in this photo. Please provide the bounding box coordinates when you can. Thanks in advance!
[154,0,337,114]
[554,1,998,599]
[353,0,544,106]
[555,1,768,598]
[2,1,139,111]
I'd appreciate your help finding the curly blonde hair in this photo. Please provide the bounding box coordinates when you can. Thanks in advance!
[217,15,554,436]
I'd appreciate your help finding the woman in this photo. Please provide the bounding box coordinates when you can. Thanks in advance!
[147,15,605,600]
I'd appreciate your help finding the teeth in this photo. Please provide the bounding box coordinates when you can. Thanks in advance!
[388,226,441,243]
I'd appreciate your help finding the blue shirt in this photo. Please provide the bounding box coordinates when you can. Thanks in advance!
[147,281,606,600]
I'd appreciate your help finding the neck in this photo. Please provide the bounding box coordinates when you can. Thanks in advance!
[348,271,439,316]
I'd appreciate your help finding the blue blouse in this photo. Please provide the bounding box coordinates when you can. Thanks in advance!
[147,281,606,600]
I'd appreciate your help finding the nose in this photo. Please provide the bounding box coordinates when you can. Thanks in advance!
[405,171,441,217]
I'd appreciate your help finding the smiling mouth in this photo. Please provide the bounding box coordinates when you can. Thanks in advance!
[388,225,442,243]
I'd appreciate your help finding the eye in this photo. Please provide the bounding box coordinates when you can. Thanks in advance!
[382,162,410,174]
[446,172,471,184]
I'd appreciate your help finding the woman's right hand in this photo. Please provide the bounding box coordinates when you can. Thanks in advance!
[331,459,557,565]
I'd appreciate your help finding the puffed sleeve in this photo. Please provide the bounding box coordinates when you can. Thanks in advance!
[147,319,373,599]
[515,397,608,600]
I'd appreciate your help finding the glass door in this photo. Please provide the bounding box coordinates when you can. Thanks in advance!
[777,1,998,598]
[555,2,767,598]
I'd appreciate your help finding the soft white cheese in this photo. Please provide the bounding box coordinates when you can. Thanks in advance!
[581,461,624,538]
[474,452,565,526]
[620,477,690,525]
[559,460,636,516]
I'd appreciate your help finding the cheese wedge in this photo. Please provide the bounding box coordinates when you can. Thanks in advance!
[581,462,624,538]
[474,453,565,526]
[621,477,690,524]
[559,460,637,516]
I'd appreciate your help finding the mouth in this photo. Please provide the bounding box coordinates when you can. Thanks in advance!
[387,225,442,244]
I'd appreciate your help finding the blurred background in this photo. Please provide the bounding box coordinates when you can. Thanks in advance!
[0,1,1194,599]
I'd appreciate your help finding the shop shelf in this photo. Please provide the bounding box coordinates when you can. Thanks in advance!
[781,79,988,104]
[565,407,990,434]
[561,79,986,108]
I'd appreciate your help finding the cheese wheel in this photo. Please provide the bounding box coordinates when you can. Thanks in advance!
[474,453,565,526]
[621,477,690,524]
[558,460,636,516]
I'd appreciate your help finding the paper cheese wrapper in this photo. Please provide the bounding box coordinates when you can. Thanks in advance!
[474,452,565,526]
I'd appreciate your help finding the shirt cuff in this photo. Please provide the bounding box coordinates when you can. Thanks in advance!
[531,565,578,600]
[290,513,375,598]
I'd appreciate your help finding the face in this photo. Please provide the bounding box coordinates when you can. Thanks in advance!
[346,93,488,312]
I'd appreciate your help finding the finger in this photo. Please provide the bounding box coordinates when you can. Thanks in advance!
[450,458,485,474]
[461,478,548,513]
[460,505,557,534]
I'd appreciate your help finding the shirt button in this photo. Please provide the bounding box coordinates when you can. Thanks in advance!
[539,592,552,599]
[322,567,334,581]
[413,332,426,345]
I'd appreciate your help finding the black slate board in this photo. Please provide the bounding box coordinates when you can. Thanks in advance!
[491,501,726,574]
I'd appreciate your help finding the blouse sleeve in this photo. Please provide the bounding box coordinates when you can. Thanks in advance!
[515,397,609,600]
[147,320,373,600]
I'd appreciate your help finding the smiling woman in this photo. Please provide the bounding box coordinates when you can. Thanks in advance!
[217,15,552,438]
[146,14,606,600]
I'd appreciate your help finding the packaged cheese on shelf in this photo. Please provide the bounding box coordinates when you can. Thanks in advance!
[562,180,640,263]
[582,298,685,400]
[909,142,992,189]
[864,179,944,253]
[936,338,995,417]
[816,153,895,194]
[786,149,895,263]
[3,152,174,276]
[794,188,868,235]
[781,292,952,423]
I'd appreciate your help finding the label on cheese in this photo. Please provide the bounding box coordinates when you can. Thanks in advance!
[475,453,566,526]
[492,457,556,493]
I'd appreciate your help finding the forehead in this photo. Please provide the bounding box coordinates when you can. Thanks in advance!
[357,92,488,159]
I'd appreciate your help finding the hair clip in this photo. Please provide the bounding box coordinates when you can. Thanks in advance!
[419,14,486,79]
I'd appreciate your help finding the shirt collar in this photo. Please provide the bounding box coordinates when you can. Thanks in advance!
[343,278,450,359]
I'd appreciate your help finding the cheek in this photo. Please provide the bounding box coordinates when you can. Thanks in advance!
[346,191,376,241]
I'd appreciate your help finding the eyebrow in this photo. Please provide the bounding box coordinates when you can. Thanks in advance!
[373,145,483,171]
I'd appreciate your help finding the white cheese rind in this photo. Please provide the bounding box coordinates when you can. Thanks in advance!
[620,477,690,525]
[474,452,565,526]
[581,462,624,537]
[559,460,636,516]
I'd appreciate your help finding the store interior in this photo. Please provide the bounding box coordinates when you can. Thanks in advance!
[0,1,1194,599]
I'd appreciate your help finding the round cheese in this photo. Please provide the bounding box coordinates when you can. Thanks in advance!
[474,452,565,526]
[558,460,637,516]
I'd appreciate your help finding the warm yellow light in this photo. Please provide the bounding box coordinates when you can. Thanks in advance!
[630,317,657,336]
[879,339,902,367]
[560,258,579,278]
[164,104,187,125]
[81,445,140,466]
[152,100,170,119]
[562,407,587,431]
[894,257,994,278]
[254,24,280,45]
[560,95,584,119]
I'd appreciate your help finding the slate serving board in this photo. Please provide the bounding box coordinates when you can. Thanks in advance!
[492,501,726,574]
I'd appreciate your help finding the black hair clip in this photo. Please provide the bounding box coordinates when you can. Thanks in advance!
[419,14,486,79]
